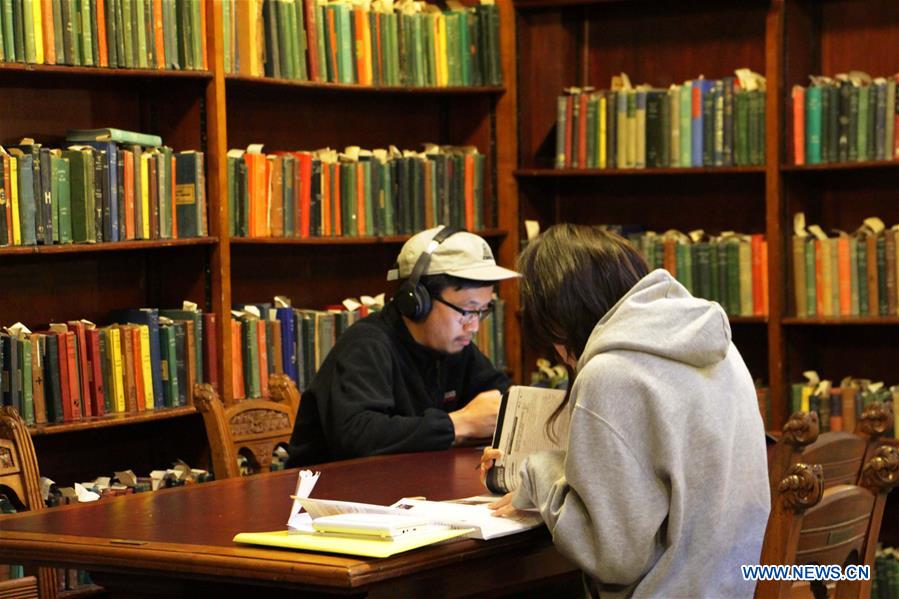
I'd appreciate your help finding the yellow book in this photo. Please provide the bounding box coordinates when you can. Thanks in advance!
[232,527,470,559]
[10,156,20,246]
[598,94,607,169]
[800,385,812,413]
[106,327,126,413]
[33,0,44,64]
[141,153,150,239]
[437,13,448,87]
[139,325,154,410]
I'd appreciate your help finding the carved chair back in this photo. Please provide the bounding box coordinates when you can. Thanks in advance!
[0,407,57,599]
[756,445,899,598]
[267,373,301,415]
[194,384,296,479]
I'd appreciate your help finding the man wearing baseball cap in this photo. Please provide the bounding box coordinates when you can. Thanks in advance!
[286,226,520,467]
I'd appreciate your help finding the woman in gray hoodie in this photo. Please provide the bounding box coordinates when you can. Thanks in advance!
[483,224,770,598]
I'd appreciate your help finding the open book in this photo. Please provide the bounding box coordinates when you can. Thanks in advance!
[486,386,569,494]
[232,472,544,558]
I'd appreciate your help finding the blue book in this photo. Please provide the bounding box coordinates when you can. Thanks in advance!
[79,141,120,242]
[113,308,164,409]
[691,79,714,167]
[275,307,298,384]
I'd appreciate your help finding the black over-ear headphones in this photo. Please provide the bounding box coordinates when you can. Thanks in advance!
[394,226,461,321]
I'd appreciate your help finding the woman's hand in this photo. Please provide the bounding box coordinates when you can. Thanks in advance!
[488,492,524,518]
[478,447,503,487]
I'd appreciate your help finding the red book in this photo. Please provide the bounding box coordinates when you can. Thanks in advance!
[577,92,588,168]
[332,163,341,236]
[303,0,321,81]
[231,320,245,399]
[63,331,83,421]
[202,312,218,392]
[792,85,805,165]
[66,321,92,417]
[153,0,165,68]
[256,319,269,398]
[96,0,108,67]
[464,153,475,230]
[131,327,146,412]
[751,234,764,316]
[321,161,331,236]
[85,328,106,417]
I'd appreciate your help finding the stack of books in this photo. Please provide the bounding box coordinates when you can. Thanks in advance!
[0,129,207,246]
[222,0,502,87]
[555,70,767,170]
[0,0,208,70]
[790,72,899,165]
[228,144,487,239]
[0,305,216,426]
[792,213,899,318]
[605,226,769,317]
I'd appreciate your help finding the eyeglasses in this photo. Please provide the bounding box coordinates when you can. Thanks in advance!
[434,296,494,325]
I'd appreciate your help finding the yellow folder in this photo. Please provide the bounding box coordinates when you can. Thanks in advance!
[233,527,471,559]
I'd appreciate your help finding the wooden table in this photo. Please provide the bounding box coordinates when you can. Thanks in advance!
[0,448,579,597]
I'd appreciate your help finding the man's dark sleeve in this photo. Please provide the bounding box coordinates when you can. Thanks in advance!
[320,339,456,460]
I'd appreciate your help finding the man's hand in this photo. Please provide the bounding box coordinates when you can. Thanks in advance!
[448,390,501,443]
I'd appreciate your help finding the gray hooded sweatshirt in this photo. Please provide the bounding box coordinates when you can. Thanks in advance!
[512,269,770,598]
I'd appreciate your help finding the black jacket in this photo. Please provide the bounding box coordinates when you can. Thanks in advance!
[286,302,510,467]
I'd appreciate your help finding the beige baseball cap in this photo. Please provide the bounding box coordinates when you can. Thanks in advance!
[387,226,520,282]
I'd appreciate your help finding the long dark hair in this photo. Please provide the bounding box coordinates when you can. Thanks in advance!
[518,224,649,431]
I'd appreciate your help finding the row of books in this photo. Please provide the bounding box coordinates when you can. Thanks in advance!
[0,307,216,426]
[616,227,769,317]
[555,70,767,170]
[792,214,899,318]
[233,293,505,396]
[791,72,899,165]
[791,373,898,438]
[873,547,899,599]
[0,0,208,70]
[0,134,207,246]
[227,144,487,239]
[222,0,502,87]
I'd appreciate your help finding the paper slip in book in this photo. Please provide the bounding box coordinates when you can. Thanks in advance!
[486,386,569,494]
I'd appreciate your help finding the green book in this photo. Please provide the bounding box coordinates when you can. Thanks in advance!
[61,149,92,242]
[120,0,134,67]
[159,309,202,384]
[23,0,37,63]
[1,0,14,61]
[190,0,202,69]
[585,95,597,168]
[276,0,293,79]
[159,324,179,407]
[422,12,435,86]
[293,0,307,80]
[805,85,823,164]
[51,0,65,63]
[172,322,187,405]
[103,0,115,66]
[805,239,816,316]
[315,3,327,81]
[20,337,34,425]
[79,0,92,65]
[876,235,887,316]
[381,160,394,235]
[336,2,353,84]
[11,0,25,62]
[45,334,63,423]
[134,0,147,68]
[361,159,373,235]
[820,82,831,163]
[857,84,869,161]
[473,153,484,230]
[221,0,231,71]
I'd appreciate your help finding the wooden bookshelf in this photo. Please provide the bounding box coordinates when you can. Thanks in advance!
[0,237,217,256]
[229,229,507,247]
[511,0,899,429]
[28,407,197,437]
[0,63,213,80]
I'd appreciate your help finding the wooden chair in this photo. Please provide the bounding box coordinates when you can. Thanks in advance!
[268,373,301,415]
[0,407,57,599]
[756,446,899,599]
[768,403,894,497]
[194,383,297,479]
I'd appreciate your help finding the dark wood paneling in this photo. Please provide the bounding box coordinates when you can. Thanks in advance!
[583,2,768,89]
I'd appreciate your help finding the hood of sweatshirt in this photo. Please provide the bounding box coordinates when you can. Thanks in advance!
[576,269,731,371]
